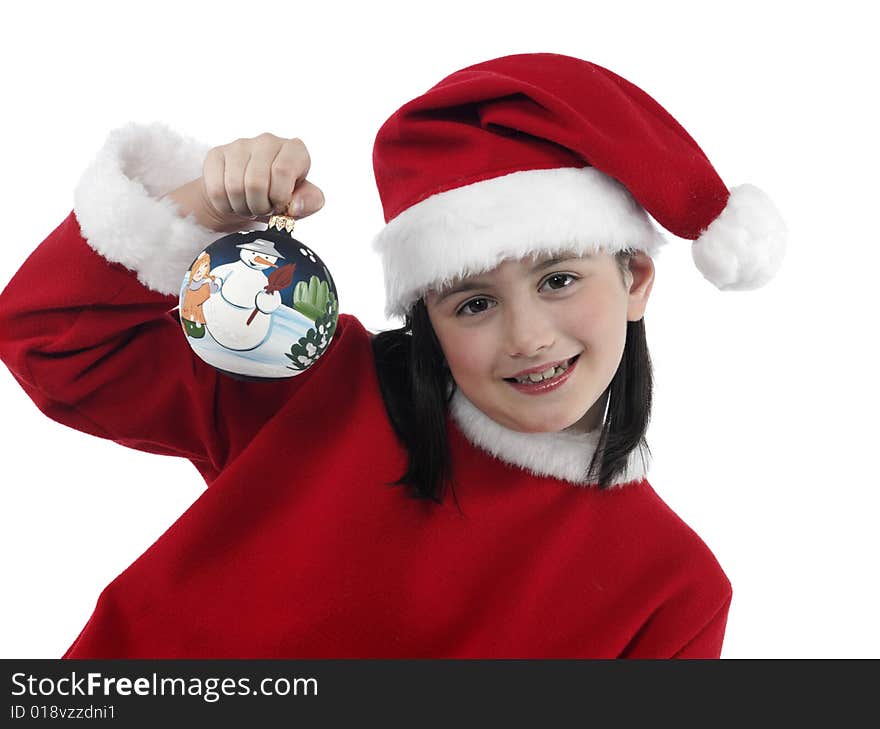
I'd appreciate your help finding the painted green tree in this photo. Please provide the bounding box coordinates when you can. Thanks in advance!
[293,275,331,321]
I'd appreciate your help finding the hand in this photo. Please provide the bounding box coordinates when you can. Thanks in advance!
[164,134,325,233]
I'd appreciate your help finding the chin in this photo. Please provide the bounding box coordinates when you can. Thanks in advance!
[502,410,579,434]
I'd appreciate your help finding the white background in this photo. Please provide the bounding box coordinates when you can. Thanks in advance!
[1,0,877,658]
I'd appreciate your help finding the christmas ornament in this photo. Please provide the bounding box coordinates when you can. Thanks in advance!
[179,214,338,381]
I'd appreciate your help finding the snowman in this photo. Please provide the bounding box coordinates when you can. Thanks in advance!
[202,239,285,351]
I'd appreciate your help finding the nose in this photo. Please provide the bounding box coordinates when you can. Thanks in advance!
[503,299,554,358]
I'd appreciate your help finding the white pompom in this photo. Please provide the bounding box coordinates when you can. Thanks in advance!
[691,184,787,291]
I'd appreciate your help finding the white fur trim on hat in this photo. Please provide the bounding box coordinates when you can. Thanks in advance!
[73,121,262,296]
[373,166,667,319]
[448,388,650,487]
[691,184,787,291]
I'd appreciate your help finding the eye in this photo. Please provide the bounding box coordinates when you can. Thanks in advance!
[540,273,578,291]
[456,297,495,317]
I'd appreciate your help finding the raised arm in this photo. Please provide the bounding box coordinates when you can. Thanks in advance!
[0,123,325,484]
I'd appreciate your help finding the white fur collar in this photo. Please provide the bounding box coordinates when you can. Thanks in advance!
[448,388,650,488]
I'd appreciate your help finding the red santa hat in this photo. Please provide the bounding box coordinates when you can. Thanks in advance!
[372,53,786,319]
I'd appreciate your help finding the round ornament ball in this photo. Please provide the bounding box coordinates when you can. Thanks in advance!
[178,214,339,381]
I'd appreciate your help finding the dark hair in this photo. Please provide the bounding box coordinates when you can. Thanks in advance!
[371,251,653,502]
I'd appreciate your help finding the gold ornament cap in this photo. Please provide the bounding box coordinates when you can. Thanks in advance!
[268,214,296,235]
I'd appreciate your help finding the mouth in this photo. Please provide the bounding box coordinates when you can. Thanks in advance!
[503,354,581,385]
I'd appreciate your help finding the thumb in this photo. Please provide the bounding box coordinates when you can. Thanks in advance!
[287,179,325,219]
[253,180,325,225]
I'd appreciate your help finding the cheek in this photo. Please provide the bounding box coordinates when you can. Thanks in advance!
[435,326,494,381]
[593,298,629,366]
[446,337,492,380]
[565,288,628,354]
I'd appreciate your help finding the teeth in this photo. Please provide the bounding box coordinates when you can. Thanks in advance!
[514,359,571,384]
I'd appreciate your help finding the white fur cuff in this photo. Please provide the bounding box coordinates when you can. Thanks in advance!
[73,121,258,296]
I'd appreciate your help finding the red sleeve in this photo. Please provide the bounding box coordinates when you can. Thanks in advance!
[0,212,226,476]
[0,212,325,484]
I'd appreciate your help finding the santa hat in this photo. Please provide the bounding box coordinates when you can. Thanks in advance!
[372,53,786,319]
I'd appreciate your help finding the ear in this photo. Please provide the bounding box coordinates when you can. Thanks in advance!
[626,251,655,322]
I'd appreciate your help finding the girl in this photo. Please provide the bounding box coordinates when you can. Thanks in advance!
[0,53,785,658]
[180,251,219,338]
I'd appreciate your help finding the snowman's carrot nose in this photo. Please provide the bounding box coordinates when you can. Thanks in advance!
[254,256,278,267]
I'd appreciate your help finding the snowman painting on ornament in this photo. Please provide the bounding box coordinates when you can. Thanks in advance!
[178,227,339,382]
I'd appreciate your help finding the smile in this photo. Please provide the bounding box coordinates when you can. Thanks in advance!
[503,354,580,394]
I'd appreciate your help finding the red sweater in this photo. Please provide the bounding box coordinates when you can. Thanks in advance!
[0,211,732,659]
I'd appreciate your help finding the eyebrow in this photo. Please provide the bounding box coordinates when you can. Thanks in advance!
[434,255,588,304]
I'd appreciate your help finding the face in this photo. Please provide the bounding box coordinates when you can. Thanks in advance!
[194,261,209,280]
[243,250,279,269]
[425,251,654,434]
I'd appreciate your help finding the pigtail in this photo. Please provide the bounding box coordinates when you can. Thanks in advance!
[586,252,654,488]
[587,317,653,488]
[371,300,460,506]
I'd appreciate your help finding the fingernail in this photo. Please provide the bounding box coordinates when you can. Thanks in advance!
[293,197,306,215]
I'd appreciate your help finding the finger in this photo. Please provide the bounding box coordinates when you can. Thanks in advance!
[288,179,325,218]
[224,143,251,217]
[244,135,280,217]
[202,148,233,217]
[268,138,311,213]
